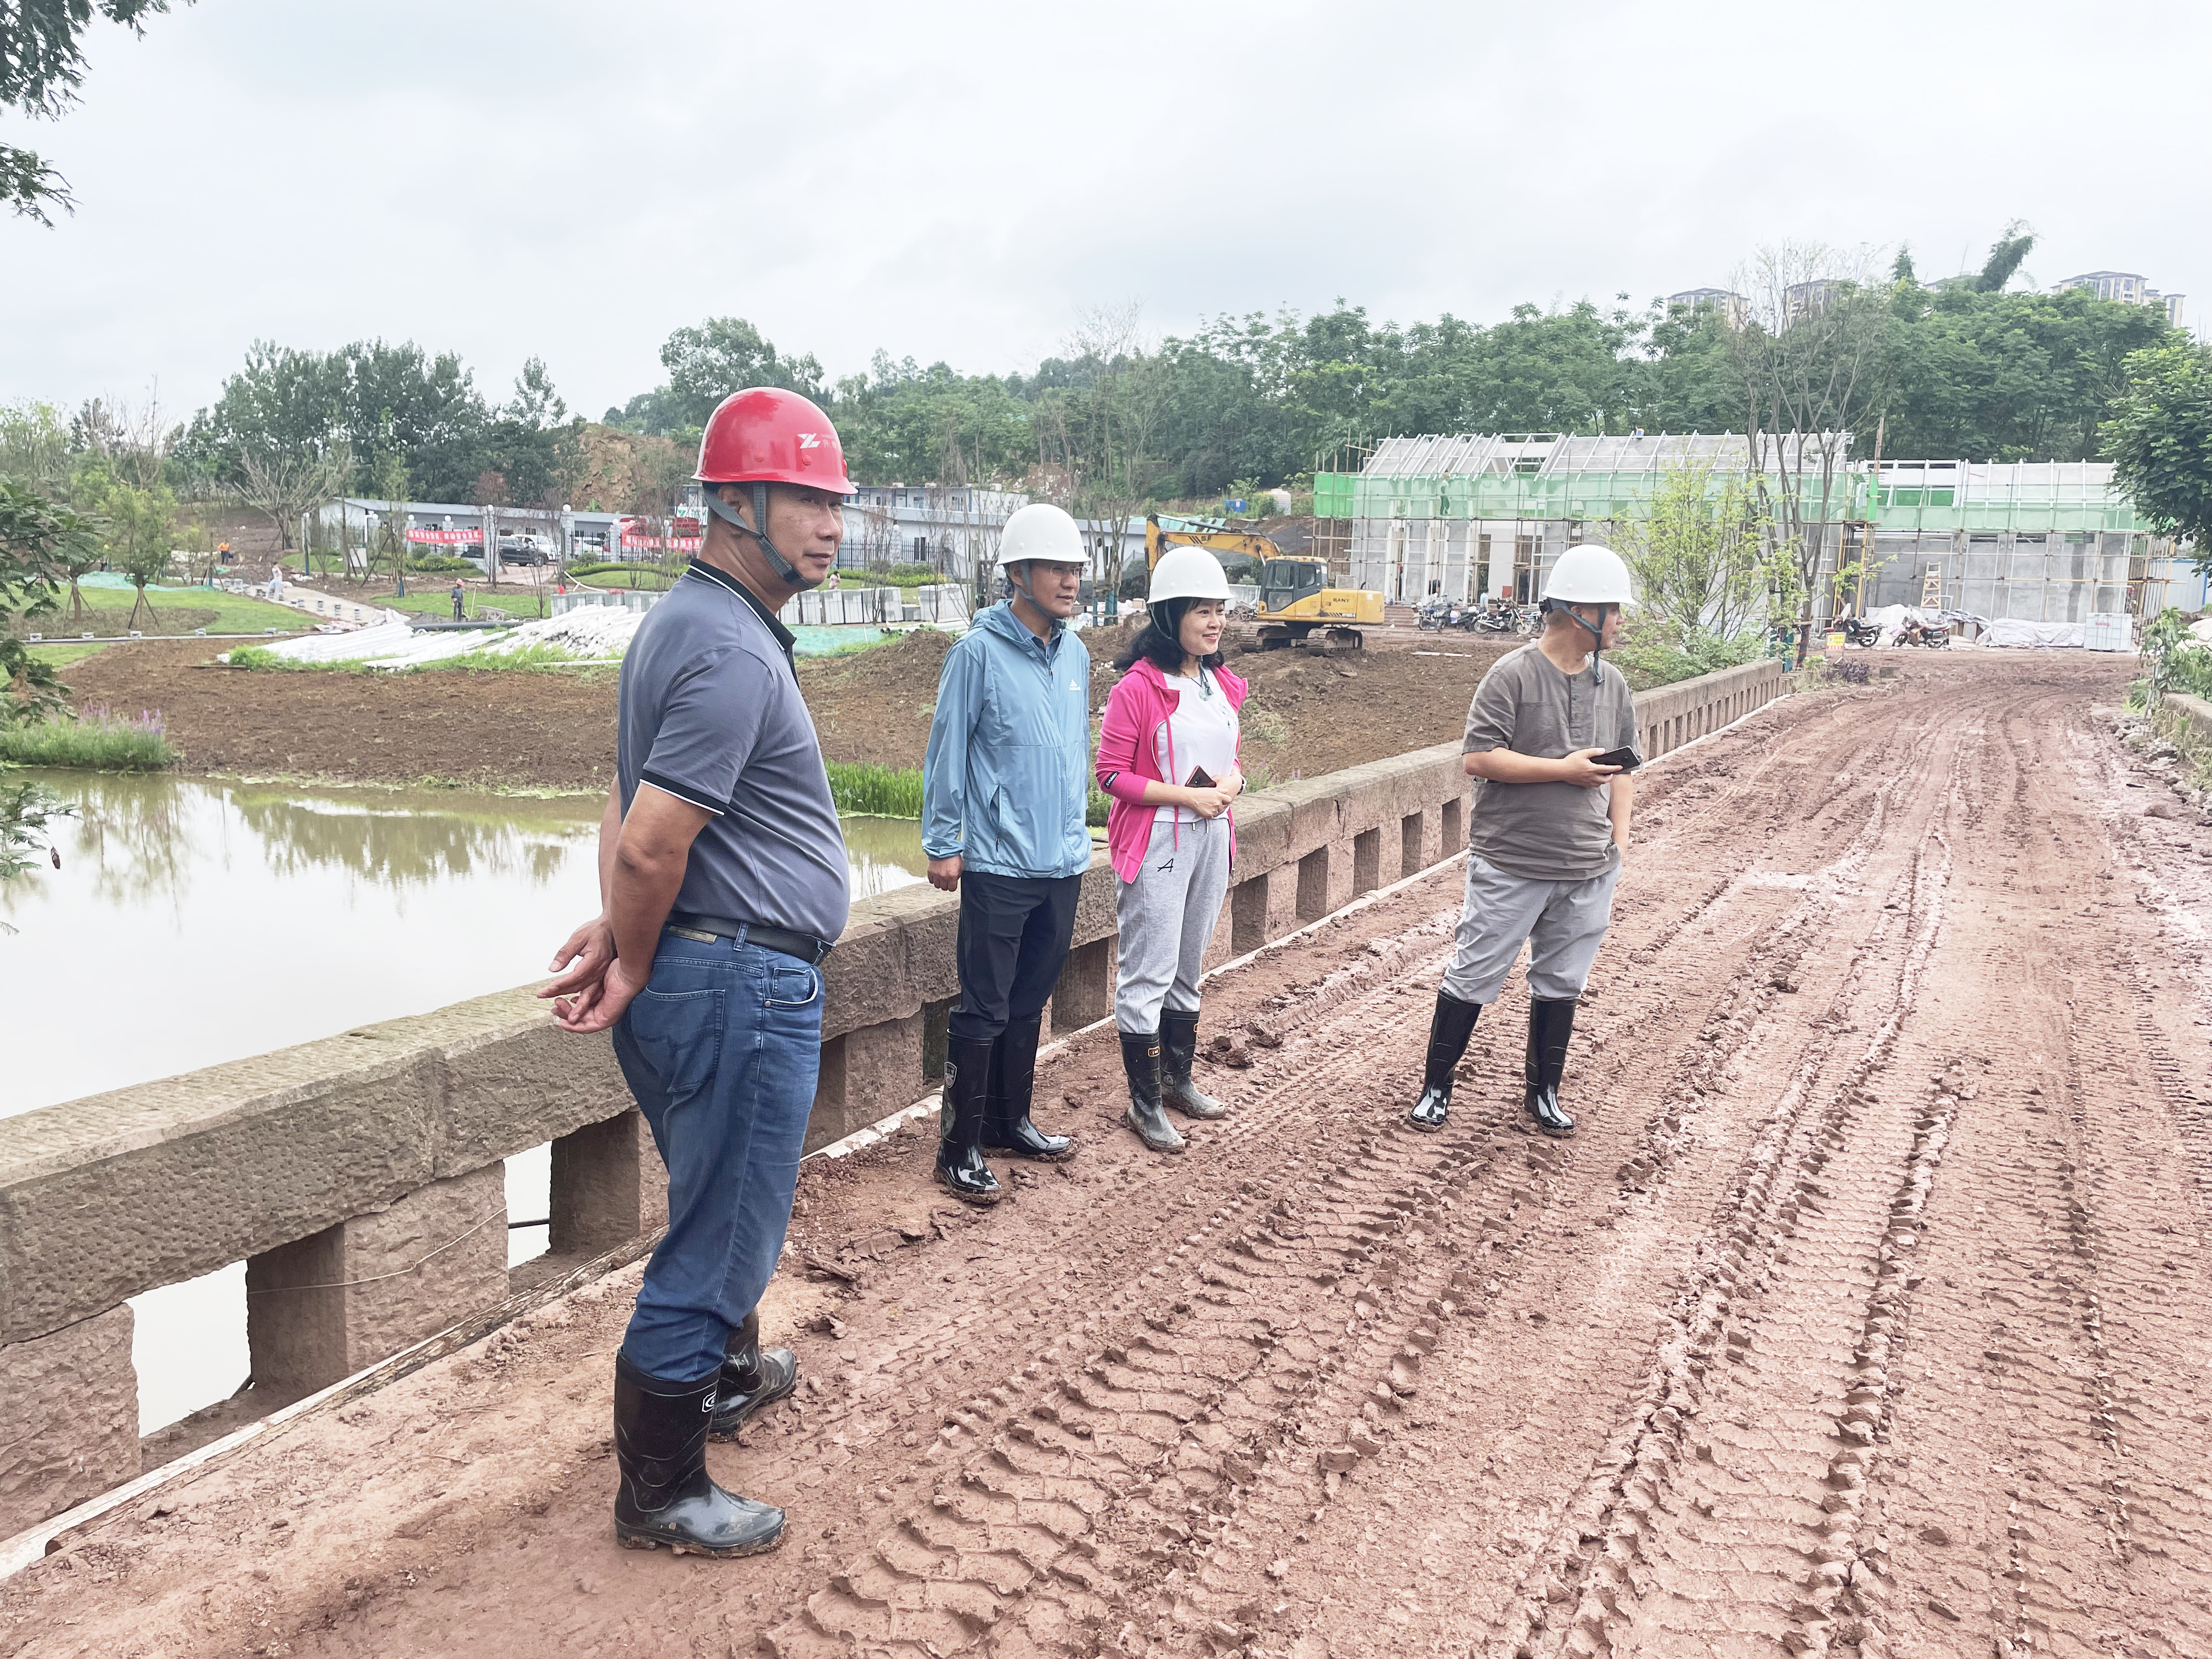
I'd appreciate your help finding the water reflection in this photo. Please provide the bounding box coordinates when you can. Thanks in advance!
[1,773,928,1116]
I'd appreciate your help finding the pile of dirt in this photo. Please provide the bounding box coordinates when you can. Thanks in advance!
[799,627,956,768]
[60,639,618,793]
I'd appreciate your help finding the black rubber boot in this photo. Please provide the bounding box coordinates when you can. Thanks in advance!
[981,1014,1077,1160]
[936,1035,1003,1204]
[1525,997,1578,1138]
[1159,1008,1227,1120]
[710,1310,797,1440]
[612,1353,785,1556]
[1120,1030,1186,1154]
[1408,991,1482,1132]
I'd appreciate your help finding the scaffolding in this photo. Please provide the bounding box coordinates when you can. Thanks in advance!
[1316,435,2183,619]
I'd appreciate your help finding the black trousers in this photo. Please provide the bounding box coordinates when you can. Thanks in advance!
[950,870,1082,1042]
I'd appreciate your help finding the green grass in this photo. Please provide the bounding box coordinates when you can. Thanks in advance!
[0,706,176,770]
[225,645,334,672]
[826,761,924,817]
[13,586,308,640]
[822,761,1109,827]
[25,641,111,667]
[575,568,677,592]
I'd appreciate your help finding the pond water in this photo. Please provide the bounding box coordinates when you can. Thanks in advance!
[0,772,928,1433]
[1,773,929,1116]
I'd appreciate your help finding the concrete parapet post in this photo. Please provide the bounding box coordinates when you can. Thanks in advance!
[1352,828,1382,898]
[1295,848,1330,923]
[1052,937,1116,1033]
[0,1304,138,1537]
[244,1163,509,1396]
[1229,873,1270,956]
[550,1110,668,1257]
[1400,810,1427,881]
[841,1013,927,1133]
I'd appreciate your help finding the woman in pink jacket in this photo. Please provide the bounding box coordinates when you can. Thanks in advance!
[1093,548,1250,1153]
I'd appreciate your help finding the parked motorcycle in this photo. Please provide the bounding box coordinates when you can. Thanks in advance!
[1841,617,1882,648]
[1904,620,1951,648]
[1471,605,1517,634]
[1417,601,1446,632]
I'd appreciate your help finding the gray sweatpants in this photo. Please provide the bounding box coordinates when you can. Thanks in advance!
[1114,810,1232,1032]
[1441,853,1621,1005]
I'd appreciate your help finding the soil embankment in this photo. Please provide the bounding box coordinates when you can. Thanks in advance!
[59,626,1515,792]
[11,652,2212,1659]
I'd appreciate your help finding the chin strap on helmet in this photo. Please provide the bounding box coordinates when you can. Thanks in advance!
[1550,599,1611,685]
[704,483,820,590]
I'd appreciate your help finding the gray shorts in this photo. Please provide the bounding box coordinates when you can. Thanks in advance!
[1441,853,1620,1005]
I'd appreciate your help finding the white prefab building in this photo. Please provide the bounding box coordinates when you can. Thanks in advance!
[839,486,1028,582]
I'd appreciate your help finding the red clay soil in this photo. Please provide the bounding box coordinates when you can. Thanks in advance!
[10,652,2212,1659]
[56,625,1515,793]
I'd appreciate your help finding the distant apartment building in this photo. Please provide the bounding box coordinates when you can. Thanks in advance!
[2051,271,2186,329]
[1664,288,1747,329]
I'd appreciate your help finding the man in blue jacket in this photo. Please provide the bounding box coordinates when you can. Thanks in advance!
[922,503,1094,1203]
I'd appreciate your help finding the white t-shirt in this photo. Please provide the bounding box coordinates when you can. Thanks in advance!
[1154,667,1239,822]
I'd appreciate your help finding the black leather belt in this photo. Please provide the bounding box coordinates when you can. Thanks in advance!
[665,911,834,966]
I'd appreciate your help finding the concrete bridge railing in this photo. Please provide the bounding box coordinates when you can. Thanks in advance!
[0,656,1789,1536]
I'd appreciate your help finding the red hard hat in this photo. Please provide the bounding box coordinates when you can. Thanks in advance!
[695,387,854,494]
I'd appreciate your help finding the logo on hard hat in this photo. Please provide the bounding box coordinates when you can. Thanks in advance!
[798,433,822,449]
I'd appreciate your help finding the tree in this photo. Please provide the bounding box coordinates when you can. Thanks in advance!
[237,443,351,553]
[0,478,92,725]
[3,0,188,224]
[0,400,71,486]
[1727,244,1889,633]
[652,318,825,432]
[103,479,178,630]
[1617,461,1795,676]
[2104,340,2212,577]
[1971,221,2035,293]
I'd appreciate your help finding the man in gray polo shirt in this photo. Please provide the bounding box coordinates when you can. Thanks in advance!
[541,388,851,1560]
[1407,544,1639,1139]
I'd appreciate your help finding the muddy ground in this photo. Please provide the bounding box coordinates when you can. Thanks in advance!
[58,627,1514,793]
[9,652,2212,1659]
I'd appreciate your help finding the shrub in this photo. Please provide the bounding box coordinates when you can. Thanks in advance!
[407,555,482,574]
[0,705,174,769]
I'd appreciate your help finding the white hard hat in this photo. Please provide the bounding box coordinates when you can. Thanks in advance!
[1543,543,1635,607]
[1149,544,1231,604]
[998,503,1087,566]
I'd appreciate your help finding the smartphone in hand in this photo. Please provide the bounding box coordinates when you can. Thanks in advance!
[1587,746,1641,772]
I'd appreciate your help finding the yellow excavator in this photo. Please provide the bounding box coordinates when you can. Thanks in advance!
[1143,514,1382,651]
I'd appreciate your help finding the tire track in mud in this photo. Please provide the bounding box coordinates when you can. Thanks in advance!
[1857,681,2212,1659]
[24,659,2204,1659]
[757,693,1956,1657]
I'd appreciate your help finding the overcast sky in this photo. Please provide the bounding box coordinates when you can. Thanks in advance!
[4,0,2205,426]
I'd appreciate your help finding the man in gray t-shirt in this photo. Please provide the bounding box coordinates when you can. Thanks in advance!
[1408,545,1640,1140]
[540,387,854,1562]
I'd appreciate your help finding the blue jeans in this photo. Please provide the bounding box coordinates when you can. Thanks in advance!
[612,931,823,1383]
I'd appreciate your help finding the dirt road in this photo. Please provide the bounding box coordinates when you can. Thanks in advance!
[10,653,2211,1659]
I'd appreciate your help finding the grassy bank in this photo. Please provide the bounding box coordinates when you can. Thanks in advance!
[9,588,307,644]
[825,760,1109,827]
[0,707,176,770]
